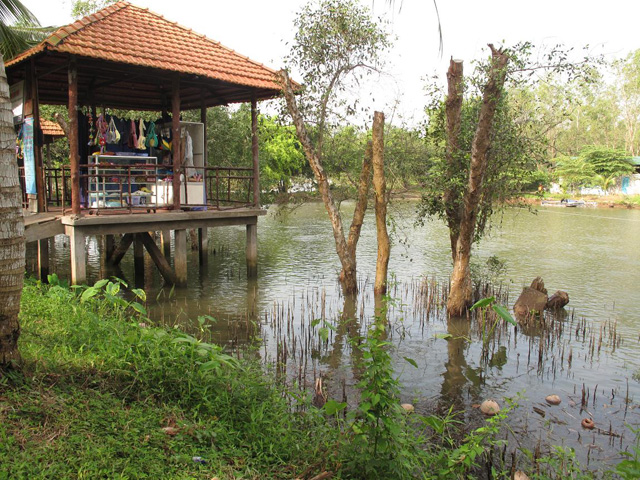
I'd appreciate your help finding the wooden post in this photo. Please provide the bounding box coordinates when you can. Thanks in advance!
[246,222,257,278]
[174,229,187,286]
[172,76,182,210]
[160,230,171,258]
[198,227,208,266]
[69,227,86,285]
[200,93,207,165]
[68,59,81,215]
[31,59,45,212]
[134,234,145,287]
[37,238,49,282]
[105,234,115,260]
[251,98,260,207]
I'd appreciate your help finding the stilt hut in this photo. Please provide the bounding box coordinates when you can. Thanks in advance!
[6,1,285,286]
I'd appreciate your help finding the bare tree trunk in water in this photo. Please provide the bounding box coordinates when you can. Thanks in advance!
[372,111,389,295]
[0,55,25,369]
[279,69,371,294]
[447,45,509,316]
[444,58,464,264]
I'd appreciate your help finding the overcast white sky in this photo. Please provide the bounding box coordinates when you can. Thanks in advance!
[21,0,640,124]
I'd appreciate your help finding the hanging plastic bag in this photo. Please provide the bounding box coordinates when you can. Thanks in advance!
[146,120,158,148]
[136,118,147,150]
[106,117,121,144]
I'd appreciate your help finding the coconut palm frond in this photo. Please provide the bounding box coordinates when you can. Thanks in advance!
[0,0,39,26]
[0,22,54,60]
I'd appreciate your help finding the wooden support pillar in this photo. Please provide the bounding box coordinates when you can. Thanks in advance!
[134,234,145,287]
[172,76,182,211]
[37,238,49,282]
[160,230,171,258]
[68,58,81,215]
[31,59,45,213]
[246,223,257,278]
[174,229,187,286]
[139,232,177,285]
[200,93,207,163]
[110,233,134,266]
[251,98,260,207]
[105,234,116,260]
[69,227,86,285]
[198,227,208,266]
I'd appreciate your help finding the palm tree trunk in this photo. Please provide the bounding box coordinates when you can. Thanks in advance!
[0,55,25,369]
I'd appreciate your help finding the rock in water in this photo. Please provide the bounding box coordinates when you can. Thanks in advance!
[545,394,561,405]
[480,399,500,416]
[514,287,548,319]
[401,403,415,413]
[546,290,569,310]
[530,277,547,295]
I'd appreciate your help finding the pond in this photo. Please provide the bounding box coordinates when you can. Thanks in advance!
[30,201,640,470]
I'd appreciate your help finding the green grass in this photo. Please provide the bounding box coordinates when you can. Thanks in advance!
[1,280,335,479]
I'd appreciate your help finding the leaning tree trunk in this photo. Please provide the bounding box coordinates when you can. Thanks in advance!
[279,69,371,294]
[372,111,389,295]
[448,45,509,317]
[0,56,25,369]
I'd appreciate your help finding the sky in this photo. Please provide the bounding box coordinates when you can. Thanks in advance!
[21,0,640,124]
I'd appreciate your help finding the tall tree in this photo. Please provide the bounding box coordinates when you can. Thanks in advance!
[279,0,390,294]
[446,46,510,316]
[0,0,38,369]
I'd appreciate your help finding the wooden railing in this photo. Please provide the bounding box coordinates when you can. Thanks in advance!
[25,164,256,214]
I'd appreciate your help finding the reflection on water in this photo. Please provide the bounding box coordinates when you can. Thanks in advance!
[27,202,640,468]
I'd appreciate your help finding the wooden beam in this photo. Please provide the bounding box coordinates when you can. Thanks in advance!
[246,223,257,278]
[68,58,81,215]
[174,229,187,286]
[172,75,181,210]
[110,233,134,266]
[139,232,177,285]
[251,97,260,208]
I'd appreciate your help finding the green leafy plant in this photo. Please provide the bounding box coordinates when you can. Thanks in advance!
[615,425,640,479]
[470,296,516,364]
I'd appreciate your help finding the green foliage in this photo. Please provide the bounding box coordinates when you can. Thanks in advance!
[71,0,116,18]
[615,425,640,479]
[5,280,335,478]
[285,0,391,154]
[340,300,424,479]
[0,0,51,60]
[418,87,541,240]
[579,145,634,178]
[259,115,306,190]
[553,155,595,193]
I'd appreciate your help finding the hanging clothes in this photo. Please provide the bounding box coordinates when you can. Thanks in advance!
[183,130,195,177]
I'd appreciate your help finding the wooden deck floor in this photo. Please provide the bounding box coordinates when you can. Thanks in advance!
[24,207,266,242]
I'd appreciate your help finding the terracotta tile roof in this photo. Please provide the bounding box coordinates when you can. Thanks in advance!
[7,1,282,92]
[40,118,65,137]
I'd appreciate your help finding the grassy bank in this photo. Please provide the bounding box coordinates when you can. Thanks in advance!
[1,279,337,479]
[2,279,636,479]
